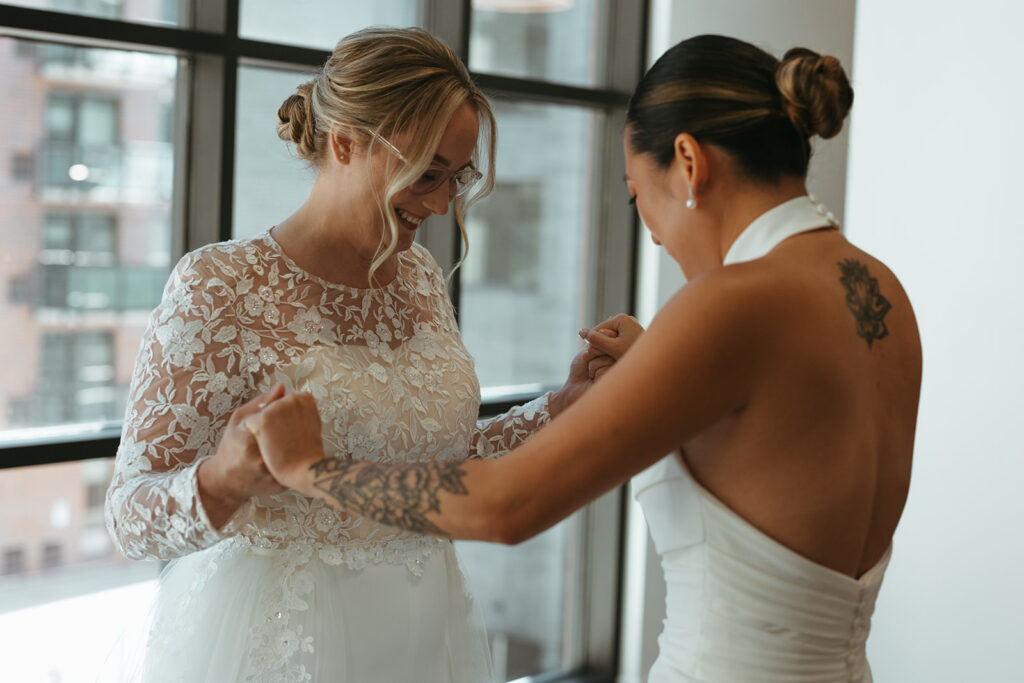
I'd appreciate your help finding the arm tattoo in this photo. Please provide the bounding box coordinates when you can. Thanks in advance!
[308,458,468,536]
[838,258,892,348]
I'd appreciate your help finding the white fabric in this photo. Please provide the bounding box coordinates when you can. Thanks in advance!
[105,232,551,682]
[634,197,890,683]
[723,195,838,266]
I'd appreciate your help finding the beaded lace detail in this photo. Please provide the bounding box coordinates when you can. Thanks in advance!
[105,233,551,572]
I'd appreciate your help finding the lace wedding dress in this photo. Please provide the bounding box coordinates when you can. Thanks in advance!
[105,232,550,682]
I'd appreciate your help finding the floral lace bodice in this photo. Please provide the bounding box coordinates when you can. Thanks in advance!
[105,233,550,571]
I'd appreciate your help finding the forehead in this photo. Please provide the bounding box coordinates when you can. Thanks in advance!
[434,102,479,167]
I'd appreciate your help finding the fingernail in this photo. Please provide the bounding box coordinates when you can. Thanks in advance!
[578,328,588,338]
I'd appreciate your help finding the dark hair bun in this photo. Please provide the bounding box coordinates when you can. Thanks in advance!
[276,81,318,161]
[775,47,853,139]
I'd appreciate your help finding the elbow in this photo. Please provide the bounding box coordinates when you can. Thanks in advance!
[474,487,538,546]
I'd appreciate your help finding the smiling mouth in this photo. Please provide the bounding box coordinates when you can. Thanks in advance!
[396,208,425,230]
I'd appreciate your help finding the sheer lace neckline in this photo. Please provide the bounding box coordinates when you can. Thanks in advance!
[262,228,409,294]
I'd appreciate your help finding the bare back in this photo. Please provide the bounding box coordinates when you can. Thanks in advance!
[682,228,921,578]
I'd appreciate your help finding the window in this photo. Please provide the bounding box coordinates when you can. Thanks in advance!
[3,0,181,26]
[41,541,64,570]
[42,92,119,189]
[0,3,646,680]
[2,547,26,576]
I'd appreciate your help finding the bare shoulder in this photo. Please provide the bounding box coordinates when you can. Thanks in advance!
[653,235,921,381]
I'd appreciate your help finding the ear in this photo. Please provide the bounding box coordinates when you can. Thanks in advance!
[671,133,708,195]
[328,126,354,165]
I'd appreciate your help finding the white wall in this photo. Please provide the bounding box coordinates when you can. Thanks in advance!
[848,2,1024,681]
[623,2,857,680]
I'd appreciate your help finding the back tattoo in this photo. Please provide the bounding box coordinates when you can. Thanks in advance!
[837,259,891,348]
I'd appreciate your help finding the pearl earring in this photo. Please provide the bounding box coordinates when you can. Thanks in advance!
[686,185,697,210]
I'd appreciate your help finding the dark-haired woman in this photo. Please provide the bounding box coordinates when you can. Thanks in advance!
[251,34,922,682]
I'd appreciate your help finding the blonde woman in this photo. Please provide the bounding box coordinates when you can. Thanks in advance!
[251,35,922,682]
[105,27,609,682]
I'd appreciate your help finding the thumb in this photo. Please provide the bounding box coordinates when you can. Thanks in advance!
[234,383,286,421]
[583,328,630,359]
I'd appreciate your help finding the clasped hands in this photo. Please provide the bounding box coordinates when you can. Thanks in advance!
[197,314,644,527]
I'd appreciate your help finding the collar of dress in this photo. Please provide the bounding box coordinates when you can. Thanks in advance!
[722,195,838,266]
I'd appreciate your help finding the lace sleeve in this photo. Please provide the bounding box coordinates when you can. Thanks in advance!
[470,393,552,459]
[105,248,253,561]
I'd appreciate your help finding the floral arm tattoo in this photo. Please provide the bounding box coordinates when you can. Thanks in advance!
[308,458,469,537]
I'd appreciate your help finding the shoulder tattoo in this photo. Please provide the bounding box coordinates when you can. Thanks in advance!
[837,258,892,348]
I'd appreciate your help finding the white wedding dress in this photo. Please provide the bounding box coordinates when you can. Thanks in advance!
[105,232,550,682]
[634,197,893,683]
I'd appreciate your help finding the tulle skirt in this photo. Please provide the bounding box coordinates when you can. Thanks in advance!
[116,539,492,682]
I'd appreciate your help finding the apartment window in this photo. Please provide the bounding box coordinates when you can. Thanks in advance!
[42,92,120,190]
[41,542,64,570]
[42,212,117,256]
[0,3,646,680]
[35,331,116,425]
[2,547,26,576]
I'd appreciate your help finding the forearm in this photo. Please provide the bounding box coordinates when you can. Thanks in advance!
[288,456,509,542]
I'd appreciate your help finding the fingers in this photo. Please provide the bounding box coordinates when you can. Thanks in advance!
[581,314,645,359]
[233,383,286,421]
[582,328,631,359]
[587,354,615,380]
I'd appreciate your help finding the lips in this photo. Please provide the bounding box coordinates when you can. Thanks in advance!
[396,207,425,231]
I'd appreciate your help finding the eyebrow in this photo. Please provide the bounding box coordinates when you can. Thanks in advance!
[433,153,472,170]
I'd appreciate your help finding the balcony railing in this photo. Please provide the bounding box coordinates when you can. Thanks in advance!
[37,140,173,203]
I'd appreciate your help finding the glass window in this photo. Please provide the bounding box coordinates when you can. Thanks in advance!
[0,459,161,680]
[470,0,610,87]
[0,37,177,438]
[233,66,320,240]
[460,100,599,391]
[239,0,421,51]
[457,520,574,679]
[2,0,186,26]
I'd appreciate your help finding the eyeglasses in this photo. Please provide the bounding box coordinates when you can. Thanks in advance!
[371,131,483,198]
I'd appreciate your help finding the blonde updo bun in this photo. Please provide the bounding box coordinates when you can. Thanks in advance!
[270,27,496,283]
[775,47,853,140]
[276,81,318,161]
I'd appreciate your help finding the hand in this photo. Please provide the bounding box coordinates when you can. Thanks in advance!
[244,389,327,492]
[198,384,288,529]
[581,314,645,377]
[548,324,619,418]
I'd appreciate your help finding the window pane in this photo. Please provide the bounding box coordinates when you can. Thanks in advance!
[239,0,421,51]
[470,0,609,87]
[0,459,160,680]
[0,37,178,437]
[461,100,598,391]
[3,0,186,26]
[457,519,573,679]
[233,66,320,240]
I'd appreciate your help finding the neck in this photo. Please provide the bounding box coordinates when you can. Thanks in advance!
[678,179,807,278]
[273,175,398,288]
[715,178,808,263]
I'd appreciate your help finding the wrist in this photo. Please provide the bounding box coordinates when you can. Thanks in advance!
[197,459,247,527]
[547,389,566,419]
[280,448,325,495]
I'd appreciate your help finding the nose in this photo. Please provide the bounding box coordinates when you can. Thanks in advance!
[421,181,453,216]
